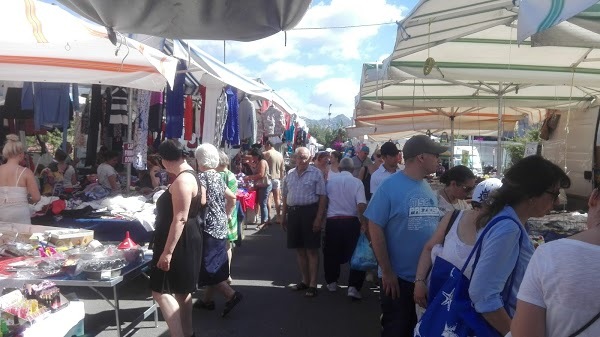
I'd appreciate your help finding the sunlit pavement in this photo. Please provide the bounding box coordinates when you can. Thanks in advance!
[63,223,381,337]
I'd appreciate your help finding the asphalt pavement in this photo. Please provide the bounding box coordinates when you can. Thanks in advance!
[62,223,382,337]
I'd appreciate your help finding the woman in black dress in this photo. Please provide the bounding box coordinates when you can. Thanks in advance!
[192,143,242,317]
[150,140,202,337]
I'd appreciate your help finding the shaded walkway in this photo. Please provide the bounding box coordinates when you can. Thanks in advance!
[187,225,381,337]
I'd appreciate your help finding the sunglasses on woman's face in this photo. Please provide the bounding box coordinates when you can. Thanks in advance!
[544,190,560,201]
[461,185,475,193]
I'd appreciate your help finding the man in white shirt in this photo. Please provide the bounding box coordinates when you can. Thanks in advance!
[370,142,400,197]
[324,157,368,300]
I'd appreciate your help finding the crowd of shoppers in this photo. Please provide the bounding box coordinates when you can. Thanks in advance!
[108,132,591,337]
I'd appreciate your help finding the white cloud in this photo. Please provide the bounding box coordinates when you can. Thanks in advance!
[224,62,254,77]
[312,77,359,106]
[263,61,333,81]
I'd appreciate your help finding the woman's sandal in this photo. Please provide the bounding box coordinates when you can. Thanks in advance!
[292,282,309,291]
[193,300,215,311]
[305,287,318,297]
[222,291,243,317]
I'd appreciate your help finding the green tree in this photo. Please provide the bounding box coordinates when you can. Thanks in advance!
[26,124,74,154]
[505,128,541,166]
[308,123,347,150]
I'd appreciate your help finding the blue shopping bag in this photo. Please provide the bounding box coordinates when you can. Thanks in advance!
[415,215,523,337]
[350,233,377,271]
[428,255,458,305]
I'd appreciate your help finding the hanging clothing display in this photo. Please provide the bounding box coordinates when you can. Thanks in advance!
[261,105,286,145]
[184,96,194,140]
[202,86,220,146]
[198,86,206,141]
[256,110,265,143]
[109,87,128,125]
[165,61,186,139]
[72,112,85,148]
[221,86,240,146]
[238,95,256,144]
[262,105,286,137]
[148,91,163,132]
[193,94,202,146]
[23,82,71,131]
[101,87,112,148]
[4,87,33,119]
[213,89,228,146]
[85,84,102,166]
[134,90,150,171]
[72,84,80,112]
[80,94,91,134]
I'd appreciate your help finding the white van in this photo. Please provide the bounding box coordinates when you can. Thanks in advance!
[541,106,599,210]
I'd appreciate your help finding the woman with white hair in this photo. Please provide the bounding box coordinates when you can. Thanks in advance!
[193,143,242,317]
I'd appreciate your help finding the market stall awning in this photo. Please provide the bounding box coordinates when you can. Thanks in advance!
[518,0,599,42]
[56,0,311,41]
[173,40,296,115]
[0,0,178,91]
[353,63,577,137]
[391,0,517,59]
[389,22,600,87]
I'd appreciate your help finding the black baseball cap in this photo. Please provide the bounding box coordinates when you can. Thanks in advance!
[403,135,448,159]
[380,141,400,157]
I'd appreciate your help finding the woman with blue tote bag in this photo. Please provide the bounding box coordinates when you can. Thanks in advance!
[415,156,570,337]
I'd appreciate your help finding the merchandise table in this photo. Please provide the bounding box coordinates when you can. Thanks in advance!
[4,259,157,337]
[31,215,153,243]
[22,301,85,337]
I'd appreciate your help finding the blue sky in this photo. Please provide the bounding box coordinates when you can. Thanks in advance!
[193,0,418,120]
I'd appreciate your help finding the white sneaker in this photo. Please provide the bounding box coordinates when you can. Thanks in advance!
[347,286,362,300]
[326,282,337,292]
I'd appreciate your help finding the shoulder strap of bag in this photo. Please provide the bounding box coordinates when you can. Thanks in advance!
[568,310,600,337]
[458,215,517,274]
[442,210,461,246]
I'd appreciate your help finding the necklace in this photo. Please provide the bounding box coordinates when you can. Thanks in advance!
[442,188,457,209]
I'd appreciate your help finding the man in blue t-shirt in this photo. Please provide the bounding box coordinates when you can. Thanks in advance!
[364,135,447,337]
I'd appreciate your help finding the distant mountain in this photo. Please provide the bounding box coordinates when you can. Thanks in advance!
[304,114,352,128]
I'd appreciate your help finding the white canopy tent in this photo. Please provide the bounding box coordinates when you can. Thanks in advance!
[518,0,599,42]
[56,0,311,41]
[351,64,555,154]
[0,0,178,92]
[388,17,600,171]
[170,40,296,144]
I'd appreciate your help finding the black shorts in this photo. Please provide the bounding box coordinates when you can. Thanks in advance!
[287,203,321,249]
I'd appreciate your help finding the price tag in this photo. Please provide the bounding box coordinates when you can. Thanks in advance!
[101,270,111,279]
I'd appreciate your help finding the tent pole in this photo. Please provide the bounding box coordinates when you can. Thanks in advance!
[497,84,504,175]
[450,116,455,168]
[126,89,134,196]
